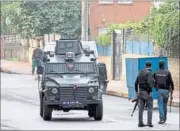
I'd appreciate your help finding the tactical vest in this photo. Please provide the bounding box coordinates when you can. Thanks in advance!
[155,70,169,89]
[138,69,151,91]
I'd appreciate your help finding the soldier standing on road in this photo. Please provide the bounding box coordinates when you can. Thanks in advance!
[32,45,43,75]
[154,60,174,124]
[135,61,154,127]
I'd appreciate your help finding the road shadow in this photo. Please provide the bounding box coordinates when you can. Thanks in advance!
[50,117,98,122]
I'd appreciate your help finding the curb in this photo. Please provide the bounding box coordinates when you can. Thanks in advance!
[0,68,16,74]
[106,91,180,108]
[106,90,129,99]
[0,68,30,75]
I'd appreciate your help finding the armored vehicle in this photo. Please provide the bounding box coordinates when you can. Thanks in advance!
[38,39,108,121]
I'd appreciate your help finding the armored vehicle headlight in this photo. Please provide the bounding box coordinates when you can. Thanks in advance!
[51,88,58,94]
[89,87,95,93]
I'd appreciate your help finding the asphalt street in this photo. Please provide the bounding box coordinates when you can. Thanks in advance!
[1,73,179,130]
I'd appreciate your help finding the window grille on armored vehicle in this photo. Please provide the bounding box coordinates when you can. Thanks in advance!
[45,63,96,73]
[55,40,82,55]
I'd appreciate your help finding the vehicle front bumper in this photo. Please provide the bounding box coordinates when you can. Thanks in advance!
[45,99,102,106]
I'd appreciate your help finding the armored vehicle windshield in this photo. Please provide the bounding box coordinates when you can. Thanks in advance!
[55,40,82,55]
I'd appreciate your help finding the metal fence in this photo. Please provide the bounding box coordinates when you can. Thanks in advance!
[1,35,29,61]
[97,29,154,56]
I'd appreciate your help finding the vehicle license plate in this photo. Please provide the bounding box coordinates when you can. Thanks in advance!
[62,101,82,107]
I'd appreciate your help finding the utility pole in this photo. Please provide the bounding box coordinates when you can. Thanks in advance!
[81,0,89,41]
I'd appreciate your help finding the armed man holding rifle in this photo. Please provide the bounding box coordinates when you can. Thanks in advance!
[154,60,174,124]
[135,61,154,127]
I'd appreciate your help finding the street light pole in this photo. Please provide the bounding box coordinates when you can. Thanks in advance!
[81,0,89,41]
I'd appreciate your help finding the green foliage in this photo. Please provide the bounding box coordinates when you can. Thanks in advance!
[1,1,21,34]
[18,1,81,39]
[96,21,149,46]
[96,33,111,46]
[146,0,180,57]
[2,1,81,39]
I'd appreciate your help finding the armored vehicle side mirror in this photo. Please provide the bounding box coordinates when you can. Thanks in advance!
[44,51,50,55]
[43,57,50,62]
[85,52,90,56]
[90,58,96,61]
[98,63,107,81]
[49,54,54,57]
[90,50,94,54]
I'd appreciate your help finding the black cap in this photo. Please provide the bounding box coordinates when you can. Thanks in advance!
[146,61,151,67]
[159,60,165,67]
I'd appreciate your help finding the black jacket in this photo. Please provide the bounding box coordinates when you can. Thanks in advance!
[32,48,43,59]
[154,69,174,91]
[135,68,154,93]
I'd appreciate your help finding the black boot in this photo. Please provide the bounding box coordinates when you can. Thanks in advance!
[147,123,154,127]
[158,120,165,124]
[138,123,146,127]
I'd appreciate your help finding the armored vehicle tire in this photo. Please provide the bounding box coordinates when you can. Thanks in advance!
[94,102,103,121]
[88,109,95,117]
[42,96,52,121]
[40,97,43,117]
[88,105,95,117]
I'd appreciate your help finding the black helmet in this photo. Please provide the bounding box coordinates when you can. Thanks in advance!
[146,61,151,67]
[159,60,165,67]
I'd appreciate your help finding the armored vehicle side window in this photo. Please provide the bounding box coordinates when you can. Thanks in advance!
[59,42,65,49]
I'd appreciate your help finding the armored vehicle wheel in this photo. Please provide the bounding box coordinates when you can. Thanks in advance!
[42,96,52,121]
[88,105,95,117]
[40,97,43,117]
[94,102,103,121]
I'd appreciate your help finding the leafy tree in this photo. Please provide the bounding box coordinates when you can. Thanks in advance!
[2,1,81,39]
[1,1,21,35]
[18,1,81,39]
[144,0,179,57]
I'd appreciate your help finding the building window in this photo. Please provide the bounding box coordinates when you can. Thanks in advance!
[153,1,164,9]
[118,0,133,4]
[98,0,113,4]
[98,28,108,36]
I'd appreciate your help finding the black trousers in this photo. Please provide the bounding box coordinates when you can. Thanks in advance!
[138,91,153,124]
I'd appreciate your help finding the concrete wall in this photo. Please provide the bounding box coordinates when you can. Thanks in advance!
[168,58,180,89]
[98,55,179,90]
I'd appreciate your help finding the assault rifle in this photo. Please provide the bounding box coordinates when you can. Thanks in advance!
[169,90,173,113]
[131,97,139,117]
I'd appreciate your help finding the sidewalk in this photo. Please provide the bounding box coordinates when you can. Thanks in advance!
[1,59,32,75]
[1,59,179,107]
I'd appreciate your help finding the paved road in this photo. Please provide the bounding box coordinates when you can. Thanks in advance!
[1,73,179,130]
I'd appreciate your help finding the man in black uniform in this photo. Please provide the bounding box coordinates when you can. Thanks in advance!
[135,61,154,127]
[154,60,174,124]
